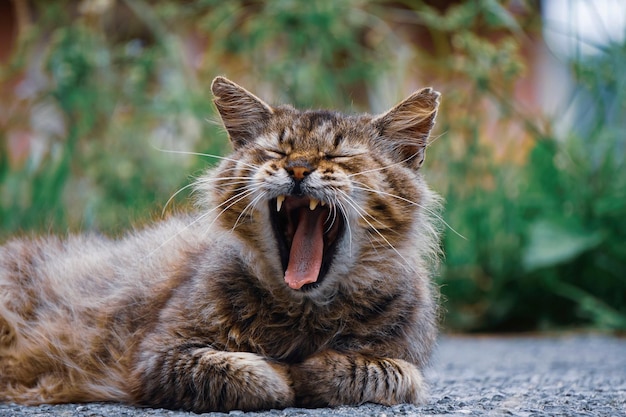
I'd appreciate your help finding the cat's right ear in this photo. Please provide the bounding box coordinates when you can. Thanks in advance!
[211,76,274,149]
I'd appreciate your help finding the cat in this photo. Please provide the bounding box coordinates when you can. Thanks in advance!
[0,76,442,412]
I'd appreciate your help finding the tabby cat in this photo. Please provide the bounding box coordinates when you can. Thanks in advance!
[0,77,442,412]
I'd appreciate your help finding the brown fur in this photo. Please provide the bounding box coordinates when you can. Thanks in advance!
[0,77,442,412]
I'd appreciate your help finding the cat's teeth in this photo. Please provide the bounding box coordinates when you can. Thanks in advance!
[320,201,326,207]
[276,195,285,212]
[309,198,319,211]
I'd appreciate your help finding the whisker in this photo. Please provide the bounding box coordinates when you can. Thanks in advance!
[337,190,413,271]
[209,187,255,218]
[145,187,254,259]
[336,189,390,234]
[324,204,336,233]
[195,166,257,182]
[211,165,257,174]
[232,189,265,231]
[194,180,251,190]
[203,188,257,237]
[364,232,381,258]
[144,210,213,259]
[247,190,267,214]
[153,147,261,171]
[170,176,252,218]
[347,138,447,178]
[347,152,418,178]
[333,197,353,256]
[338,188,393,231]
[351,182,466,240]
[161,182,196,217]
[425,130,447,148]
[196,176,253,183]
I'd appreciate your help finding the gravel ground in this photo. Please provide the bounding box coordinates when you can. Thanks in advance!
[2,334,625,417]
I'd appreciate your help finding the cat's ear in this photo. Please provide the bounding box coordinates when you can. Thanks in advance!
[211,76,274,149]
[372,88,440,169]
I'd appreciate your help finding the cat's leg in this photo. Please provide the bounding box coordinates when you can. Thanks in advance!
[290,350,427,407]
[131,344,295,412]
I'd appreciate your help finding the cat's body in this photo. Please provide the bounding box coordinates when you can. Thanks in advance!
[0,77,442,412]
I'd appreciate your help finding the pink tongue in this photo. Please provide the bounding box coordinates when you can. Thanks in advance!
[284,208,325,290]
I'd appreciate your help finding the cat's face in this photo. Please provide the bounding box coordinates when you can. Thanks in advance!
[204,77,439,295]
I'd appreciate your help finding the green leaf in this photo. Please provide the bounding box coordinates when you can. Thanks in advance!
[523,220,604,271]
[481,0,523,34]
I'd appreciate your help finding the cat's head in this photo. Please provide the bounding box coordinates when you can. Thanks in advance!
[203,76,440,296]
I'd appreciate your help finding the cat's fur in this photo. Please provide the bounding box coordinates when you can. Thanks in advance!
[0,77,442,412]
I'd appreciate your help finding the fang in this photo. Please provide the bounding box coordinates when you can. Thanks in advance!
[277,195,286,212]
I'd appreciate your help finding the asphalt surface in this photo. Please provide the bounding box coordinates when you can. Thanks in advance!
[1,334,625,417]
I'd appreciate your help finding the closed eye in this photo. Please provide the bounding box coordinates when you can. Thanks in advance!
[325,151,367,160]
[265,149,287,158]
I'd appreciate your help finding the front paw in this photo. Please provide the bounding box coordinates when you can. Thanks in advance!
[195,350,295,411]
[290,350,427,407]
[134,348,295,412]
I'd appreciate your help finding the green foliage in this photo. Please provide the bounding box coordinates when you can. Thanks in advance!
[198,0,392,108]
[1,0,222,235]
[1,0,624,331]
[435,5,626,330]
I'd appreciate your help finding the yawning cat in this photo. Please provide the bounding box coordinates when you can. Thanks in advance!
[0,77,442,412]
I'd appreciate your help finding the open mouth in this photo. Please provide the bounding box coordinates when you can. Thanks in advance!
[269,195,344,291]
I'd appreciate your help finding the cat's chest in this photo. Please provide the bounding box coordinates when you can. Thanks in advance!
[208,288,346,362]
[185,257,410,363]
[220,309,340,362]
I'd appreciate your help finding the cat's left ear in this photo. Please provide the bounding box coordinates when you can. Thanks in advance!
[372,88,440,169]
[211,76,274,149]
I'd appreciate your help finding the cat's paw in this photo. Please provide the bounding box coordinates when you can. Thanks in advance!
[195,350,295,411]
[135,348,294,412]
[290,350,427,407]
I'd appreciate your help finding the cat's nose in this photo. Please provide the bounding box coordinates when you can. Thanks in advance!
[286,162,313,196]
[287,166,311,181]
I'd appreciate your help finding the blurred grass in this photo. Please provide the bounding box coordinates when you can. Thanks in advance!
[1,0,624,332]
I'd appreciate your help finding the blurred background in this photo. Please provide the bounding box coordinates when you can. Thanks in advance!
[0,0,624,333]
